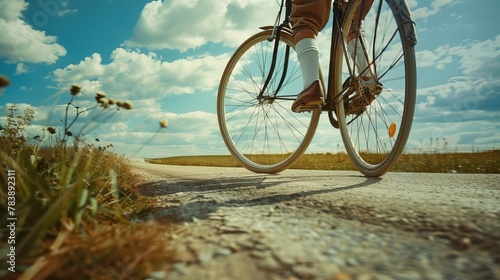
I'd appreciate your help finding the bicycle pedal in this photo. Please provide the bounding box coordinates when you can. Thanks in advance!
[293,103,321,113]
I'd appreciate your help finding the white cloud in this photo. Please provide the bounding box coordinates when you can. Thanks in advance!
[52,48,230,99]
[58,2,77,17]
[412,0,453,21]
[53,53,105,83]
[0,0,27,21]
[405,0,417,9]
[452,35,500,77]
[45,46,233,157]
[15,63,29,75]
[57,9,77,17]
[416,49,450,68]
[0,0,66,64]
[124,0,278,52]
[417,75,496,108]
[410,40,499,151]
[18,99,226,158]
[416,35,500,76]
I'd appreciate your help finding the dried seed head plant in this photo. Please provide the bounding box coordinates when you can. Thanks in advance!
[159,119,168,128]
[0,82,177,279]
[0,75,10,88]
[70,85,81,96]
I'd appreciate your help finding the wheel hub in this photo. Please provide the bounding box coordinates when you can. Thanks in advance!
[258,95,275,105]
[344,78,383,116]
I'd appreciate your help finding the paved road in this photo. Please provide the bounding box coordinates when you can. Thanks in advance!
[131,161,500,280]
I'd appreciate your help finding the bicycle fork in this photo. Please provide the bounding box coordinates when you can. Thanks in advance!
[258,0,292,100]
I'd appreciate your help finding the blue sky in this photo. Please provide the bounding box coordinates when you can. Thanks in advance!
[0,0,499,158]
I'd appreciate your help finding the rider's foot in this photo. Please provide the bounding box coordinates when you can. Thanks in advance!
[291,80,324,113]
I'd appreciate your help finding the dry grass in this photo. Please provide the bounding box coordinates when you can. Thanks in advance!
[394,150,500,173]
[0,102,178,279]
[18,223,175,280]
[147,150,500,174]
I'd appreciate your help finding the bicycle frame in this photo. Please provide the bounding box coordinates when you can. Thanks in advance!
[259,0,348,114]
[217,0,417,175]
[260,0,417,117]
[258,0,293,99]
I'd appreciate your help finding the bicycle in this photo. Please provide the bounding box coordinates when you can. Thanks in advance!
[217,0,417,176]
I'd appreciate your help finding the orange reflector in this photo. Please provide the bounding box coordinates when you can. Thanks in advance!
[388,123,397,138]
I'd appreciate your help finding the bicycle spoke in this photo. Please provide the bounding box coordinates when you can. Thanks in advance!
[334,0,417,176]
[218,30,320,173]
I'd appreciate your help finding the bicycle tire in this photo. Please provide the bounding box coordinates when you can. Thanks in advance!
[217,29,321,173]
[332,0,417,176]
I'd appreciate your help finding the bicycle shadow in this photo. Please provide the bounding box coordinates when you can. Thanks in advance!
[138,172,381,223]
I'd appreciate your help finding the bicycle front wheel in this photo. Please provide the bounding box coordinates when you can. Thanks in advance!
[217,29,321,173]
[333,0,417,176]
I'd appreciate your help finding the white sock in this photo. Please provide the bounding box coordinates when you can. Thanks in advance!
[347,25,375,77]
[347,31,377,89]
[295,38,319,90]
[347,39,371,77]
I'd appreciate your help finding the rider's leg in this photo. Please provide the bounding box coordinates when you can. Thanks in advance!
[347,26,375,78]
[291,0,332,89]
[290,28,324,113]
[290,0,332,112]
[347,0,377,87]
[294,28,320,90]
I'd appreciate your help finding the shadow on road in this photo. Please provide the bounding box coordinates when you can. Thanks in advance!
[138,173,381,224]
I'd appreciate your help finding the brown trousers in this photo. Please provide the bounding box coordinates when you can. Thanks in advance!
[291,0,333,36]
[291,0,374,37]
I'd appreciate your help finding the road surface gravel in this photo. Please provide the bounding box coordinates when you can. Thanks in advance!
[131,161,500,280]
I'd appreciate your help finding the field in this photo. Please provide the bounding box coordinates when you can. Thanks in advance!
[145,150,500,174]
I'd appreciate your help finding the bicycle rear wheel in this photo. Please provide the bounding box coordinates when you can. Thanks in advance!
[217,29,321,173]
[332,0,417,176]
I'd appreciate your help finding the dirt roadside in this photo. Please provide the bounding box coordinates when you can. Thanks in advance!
[131,162,500,280]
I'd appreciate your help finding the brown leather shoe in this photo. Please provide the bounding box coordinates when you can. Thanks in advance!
[291,80,324,113]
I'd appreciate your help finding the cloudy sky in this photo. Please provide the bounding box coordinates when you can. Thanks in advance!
[0,0,499,158]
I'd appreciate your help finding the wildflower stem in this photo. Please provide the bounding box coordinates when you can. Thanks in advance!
[63,96,75,145]
[64,105,99,143]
